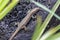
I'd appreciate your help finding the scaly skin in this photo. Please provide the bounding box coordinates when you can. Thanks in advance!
[9,8,40,40]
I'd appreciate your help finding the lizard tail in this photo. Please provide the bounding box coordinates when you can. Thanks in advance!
[9,27,20,40]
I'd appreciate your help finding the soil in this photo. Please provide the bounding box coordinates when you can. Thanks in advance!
[0,0,60,40]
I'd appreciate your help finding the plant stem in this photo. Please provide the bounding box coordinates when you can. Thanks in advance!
[0,0,10,12]
[0,0,19,20]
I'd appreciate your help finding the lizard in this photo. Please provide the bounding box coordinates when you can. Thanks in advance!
[9,7,40,40]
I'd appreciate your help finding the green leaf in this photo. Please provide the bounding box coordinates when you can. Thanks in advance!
[40,24,60,40]
[0,0,2,5]
[46,32,60,40]
[31,0,60,40]
[0,0,19,20]
[32,14,42,40]
[0,0,10,12]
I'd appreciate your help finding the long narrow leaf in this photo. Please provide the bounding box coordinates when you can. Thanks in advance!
[46,32,60,40]
[31,0,60,40]
[0,0,10,12]
[0,0,2,5]
[32,14,42,40]
[0,0,19,20]
[40,25,60,40]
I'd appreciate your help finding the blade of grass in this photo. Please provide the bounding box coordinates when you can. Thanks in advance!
[40,24,60,40]
[0,0,19,20]
[46,32,60,40]
[32,14,42,40]
[31,0,60,20]
[0,0,2,5]
[0,0,10,12]
[31,0,60,40]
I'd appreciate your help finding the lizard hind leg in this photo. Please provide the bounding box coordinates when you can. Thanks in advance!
[21,26,27,31]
